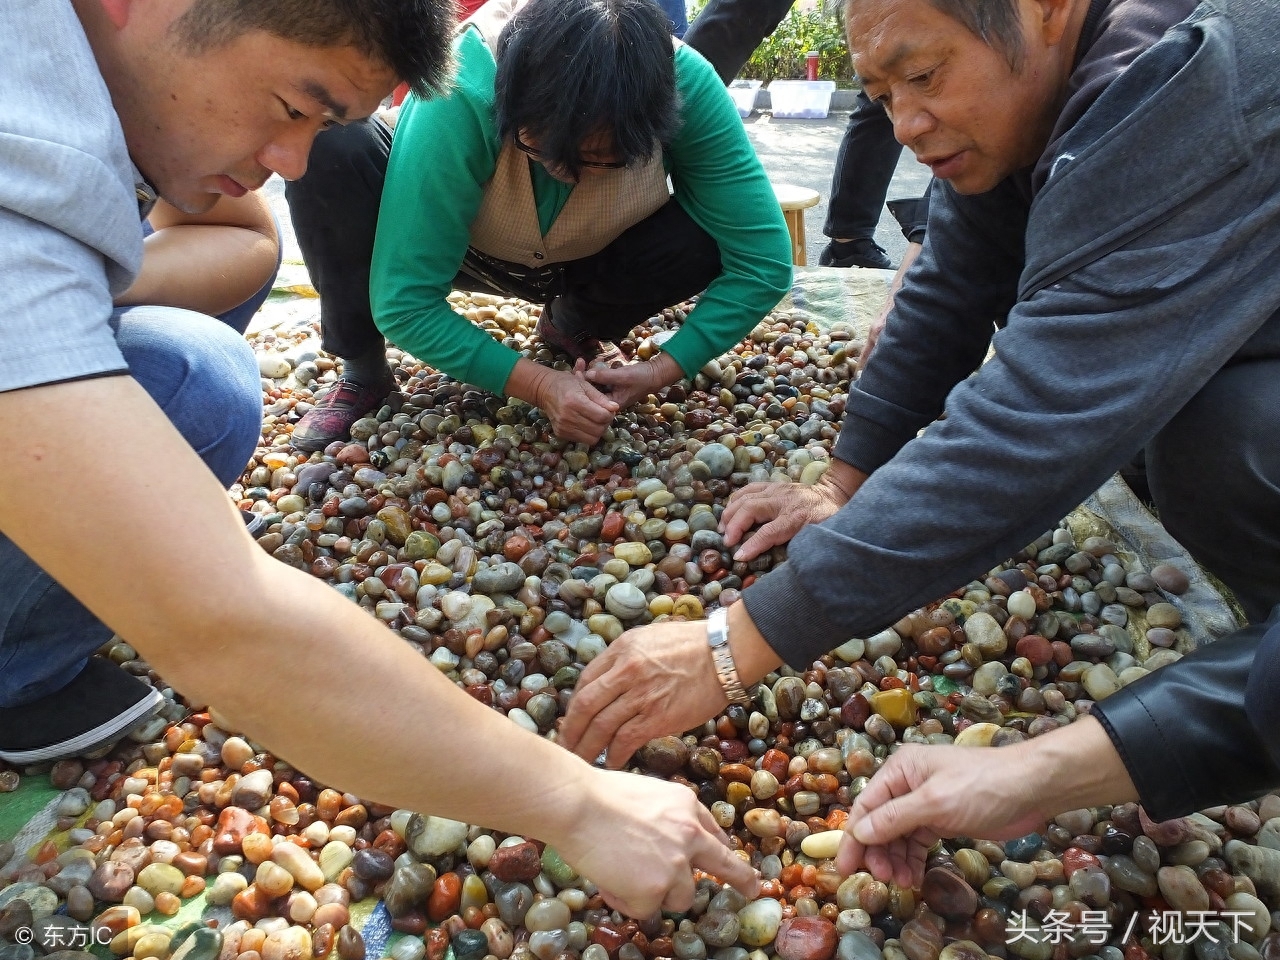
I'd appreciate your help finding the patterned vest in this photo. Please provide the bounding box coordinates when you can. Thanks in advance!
[461,0,672,268]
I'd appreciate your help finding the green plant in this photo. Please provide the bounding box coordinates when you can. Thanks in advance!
[688,1,853,84]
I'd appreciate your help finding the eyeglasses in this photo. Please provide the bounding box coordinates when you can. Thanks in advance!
[513,132,628,170]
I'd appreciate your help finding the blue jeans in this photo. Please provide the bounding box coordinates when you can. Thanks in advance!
[140,217,282,335]
[0,306,262,707]
[656,0,688,37]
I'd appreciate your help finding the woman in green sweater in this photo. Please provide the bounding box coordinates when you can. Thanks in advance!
[286,0,792,448]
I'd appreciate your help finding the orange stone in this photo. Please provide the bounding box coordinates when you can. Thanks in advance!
[242,832,275,865]
[213,806,269,856]
[427,873,462,923]
[503,535,532,561]
[232,884,274,922]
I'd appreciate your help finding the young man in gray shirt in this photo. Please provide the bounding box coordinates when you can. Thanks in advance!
[0,0,756,915]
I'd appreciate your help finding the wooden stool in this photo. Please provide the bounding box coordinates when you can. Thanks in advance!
[773,183,821,267]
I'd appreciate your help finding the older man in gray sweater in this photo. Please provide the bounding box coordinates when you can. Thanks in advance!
[563,0,1280,872]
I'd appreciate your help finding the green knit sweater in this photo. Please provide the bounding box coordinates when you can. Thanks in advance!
[370,27,793,396]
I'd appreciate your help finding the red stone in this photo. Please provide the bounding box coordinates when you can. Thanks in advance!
[487,841,542,882]
[372,830,407,859]
[840,694,871,730]
[760,748,790,781]
[1015,635,1054,668]
[503,535,532,562]
[464,684,494,707]
[920,867,978,920]
[425,928,450,960]
[91,773,121,801]
[601,513,626,541]
[1061,847,1101,878]
[774,916,838,960]
[591,923,627,955]
[335,443,370,465]
[472,448,505,472]
[390,910,427,935]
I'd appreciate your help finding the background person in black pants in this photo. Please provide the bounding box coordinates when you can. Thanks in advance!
[680,0,793,79]
[821,89,931,269]
[685,0,929,270]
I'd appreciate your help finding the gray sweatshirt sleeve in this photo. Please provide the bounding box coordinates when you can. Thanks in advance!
[743,178,1028,658]
[745,34,1280,664]
[0,0,142,393]
[832,177,1027,476]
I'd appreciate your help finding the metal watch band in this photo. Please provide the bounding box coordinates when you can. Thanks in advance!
[707,607,751,706]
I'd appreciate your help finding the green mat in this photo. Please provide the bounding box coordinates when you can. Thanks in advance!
[0,775,61,848]
[1,774,406,960]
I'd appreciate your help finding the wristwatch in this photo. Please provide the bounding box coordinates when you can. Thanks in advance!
[707,607,751,706]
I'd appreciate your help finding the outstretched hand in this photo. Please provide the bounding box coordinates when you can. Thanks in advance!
[583,352,684,411]
[838,741,1052,888]
[720,461,866,562]
[558,768,760,918]
[559,618,727,768]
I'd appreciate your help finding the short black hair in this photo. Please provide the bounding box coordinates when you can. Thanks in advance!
[493,0,682,181]
[848,0,1025,69]
[172,0,454,99]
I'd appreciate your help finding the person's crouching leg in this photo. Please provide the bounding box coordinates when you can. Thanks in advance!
[0,307,260,762]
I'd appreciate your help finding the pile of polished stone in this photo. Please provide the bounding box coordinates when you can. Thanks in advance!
[2,293,1278,960]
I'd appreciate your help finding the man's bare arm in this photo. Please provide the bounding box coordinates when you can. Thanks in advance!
[114,193,279,316]
[0,375,769,914]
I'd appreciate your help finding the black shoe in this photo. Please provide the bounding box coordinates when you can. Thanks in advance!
[819,238,892,270]
[0,657,164,763]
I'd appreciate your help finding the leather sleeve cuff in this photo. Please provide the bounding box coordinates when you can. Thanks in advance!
[1092,627,1280,820]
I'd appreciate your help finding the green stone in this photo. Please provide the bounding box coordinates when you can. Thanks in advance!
[541,847,579,887]
[551,666,581,689]
[170,926,223,960]
[930,675,960,696]
[403,531,440,561]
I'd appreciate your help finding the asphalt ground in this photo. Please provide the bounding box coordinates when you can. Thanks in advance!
[741,109,931,269]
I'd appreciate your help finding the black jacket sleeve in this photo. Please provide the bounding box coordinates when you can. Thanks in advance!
[1092,607,1280,820]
